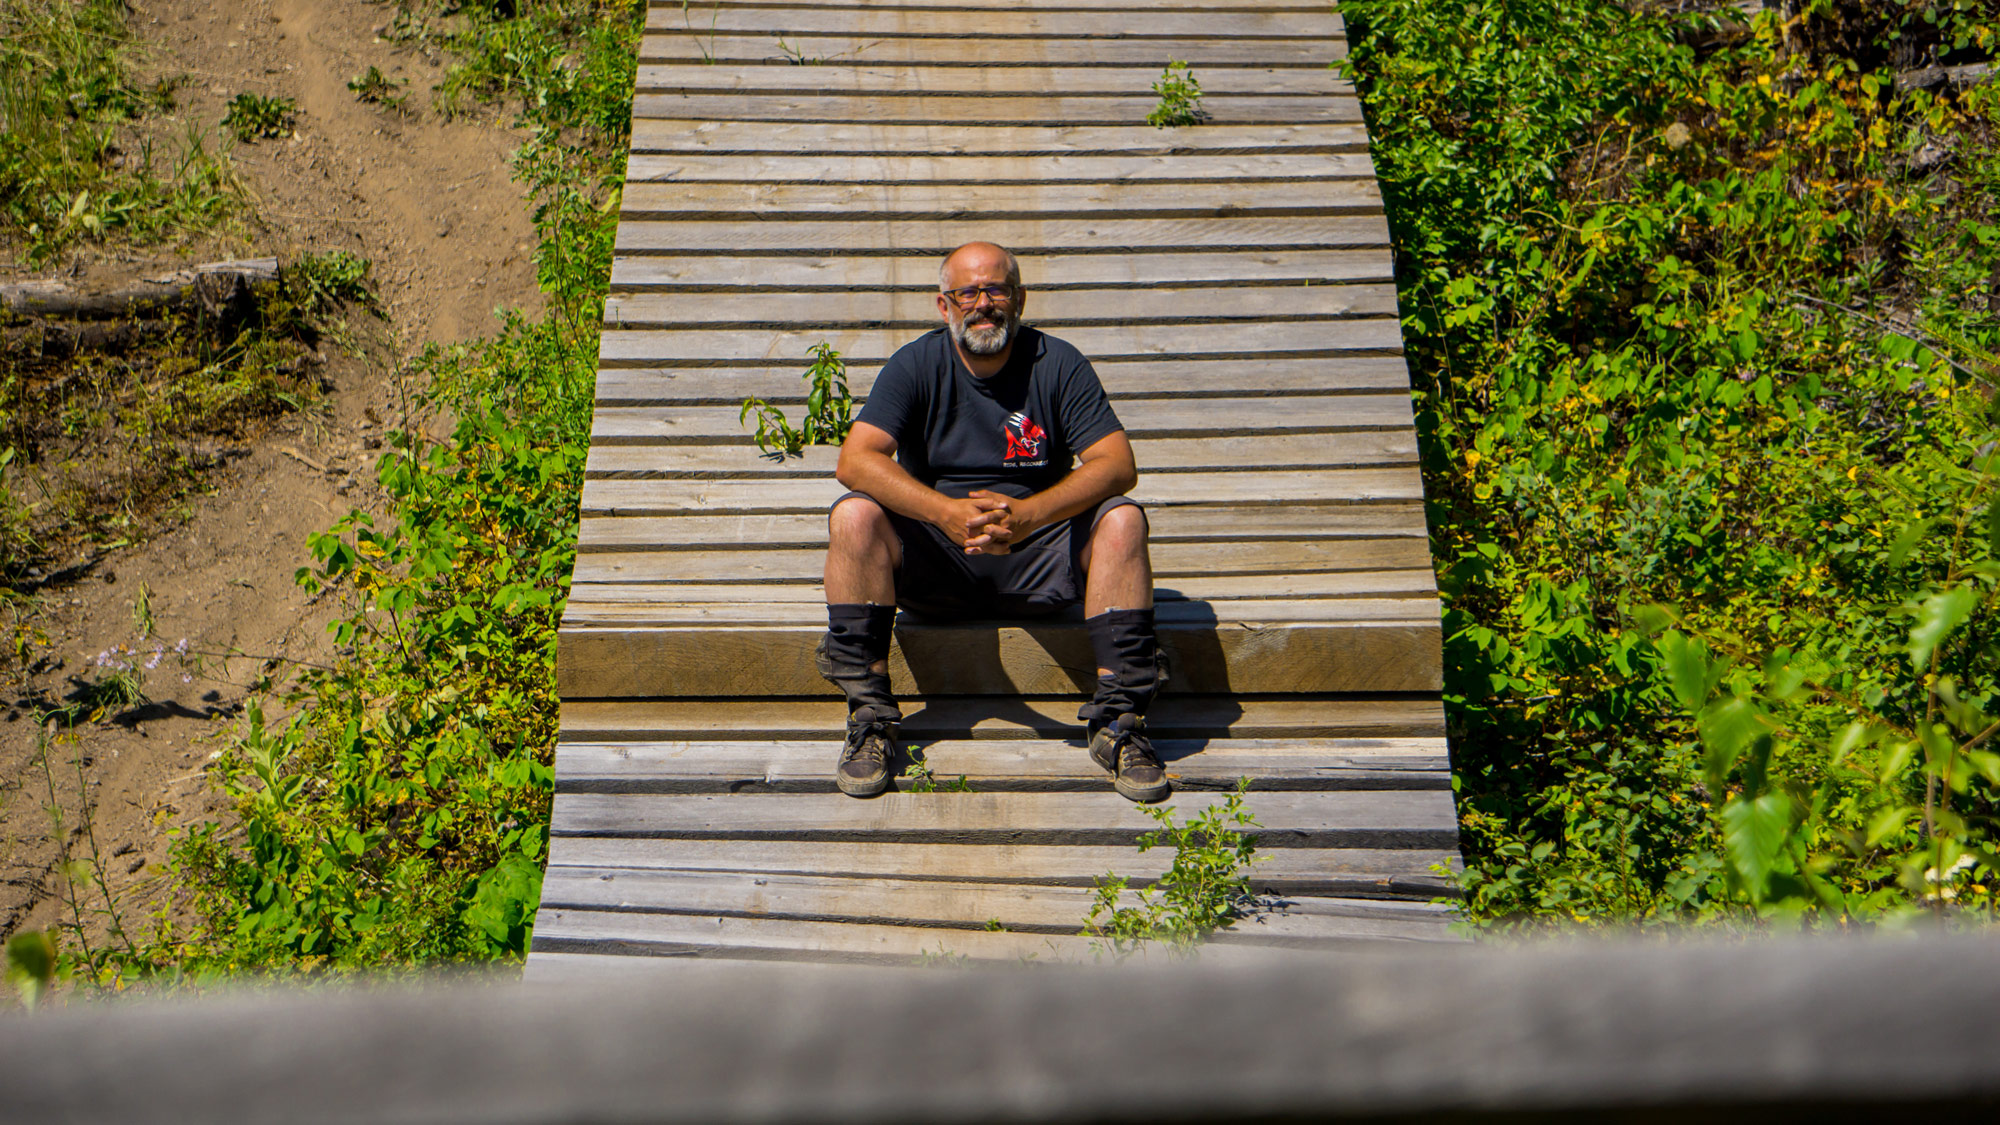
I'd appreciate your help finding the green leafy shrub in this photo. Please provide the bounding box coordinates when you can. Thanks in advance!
[1147,59,1206,127]
[1083,779,1259,956]
[222,93,297,142]
[1340,0,2000,925]
[348,66,411,113]
[740,342,854,456]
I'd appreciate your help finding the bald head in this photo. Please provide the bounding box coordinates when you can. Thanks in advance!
[940,242,1021,291]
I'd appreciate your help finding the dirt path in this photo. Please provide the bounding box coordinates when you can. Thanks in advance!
[0,0,546,950]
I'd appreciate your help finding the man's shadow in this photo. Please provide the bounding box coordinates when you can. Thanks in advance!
[893,590,1244,756]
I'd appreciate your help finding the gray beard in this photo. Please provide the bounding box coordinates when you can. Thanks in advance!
[954,311,1015,356]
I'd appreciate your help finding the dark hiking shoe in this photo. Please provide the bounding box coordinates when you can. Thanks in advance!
[1088,713,1169,803]
[837,720,897,798]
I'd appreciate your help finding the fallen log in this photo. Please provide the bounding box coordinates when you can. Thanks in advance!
[0,258,279,322]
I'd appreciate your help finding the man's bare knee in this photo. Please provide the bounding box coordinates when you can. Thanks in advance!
[1089,504,1149,560]
[830,497,894,551]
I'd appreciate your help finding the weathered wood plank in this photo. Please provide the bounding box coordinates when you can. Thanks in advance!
[592,395,1416,445]
[582,501,1428,545]
[631,119,1370,155]
[598,322,1403,369]
[559,698,1448,742]
[643,9,1339,38]
[602,284,1399,327]
[561,596,1441,626]
[585,432,1420,478]
[544,836,1459,897]
[549,791,1458,848]
[530,907,1304,965]
[595,356,1415,403]
[570,539,1439,582]
[638,35,1347,68]
[608,251,1394,293]
[614,216,1391,255]
[622,153,1376,186]
[674,0,1342,11]
[558,617,1440,696]
[576,469,1425,516]
[634,64,1348,97]
[619,181,1381,221]
[634,94,1357,127]
[565,570,1441,603]
[538,868,1454,943]
[553,737,1450,794]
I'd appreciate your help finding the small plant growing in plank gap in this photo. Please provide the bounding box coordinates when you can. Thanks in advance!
[222,92,297,141]
[902,748,972,794]
[741,341,855,456]
[1147,59,1206,128]
[1083,778,1260,958]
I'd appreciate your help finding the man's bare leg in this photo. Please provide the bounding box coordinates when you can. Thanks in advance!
[825,495,901,672]
[1077,503,1168,802]
[821,495,904,797]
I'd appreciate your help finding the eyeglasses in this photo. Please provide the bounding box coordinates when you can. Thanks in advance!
[941,283,1017,308]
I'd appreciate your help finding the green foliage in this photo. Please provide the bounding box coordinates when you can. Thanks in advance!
[221,93,297,142]
[901,749,971,794]
[3,929,57,1009]
[1147,59,1206,128]
[348,66,411,114]
[1084,779,1259,956]
[1340,0,2000,926]
[740,341,854,455]
[0,0,238,262]
[158,0,644,974]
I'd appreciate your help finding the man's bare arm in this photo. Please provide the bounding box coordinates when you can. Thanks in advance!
[835,421,1012,549]
[967,430,1137,553]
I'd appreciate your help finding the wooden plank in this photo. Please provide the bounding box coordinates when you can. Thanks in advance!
[608,251,1394,292]
[558,698,1447,741]
[615,216,1391,257]
[630,120,1370,155]
[677,0,1342,11]
[570,539,1439,582]
[622,153,1377,186]
[560,596,1441,626]
[576,468,1424,516]
[565,570,1441,602]
[529,906,1308,965]
[618,181,1382,221]
[598,321,1403,367]
[634,64,1349,97]
[638,35,1347,68]
[552,737,1450,794]
[590,395,1416,444]
[643,9,1340,38]
[548,791,1458,848]
[594,356,1416,403]
[585,432,1420,478]
[602,284,1399,327]
[576,503,1430,548]
[557,618,1440,696]
[537,869,1453,943]
[543,836,1459,897]
[633,94,1361,126]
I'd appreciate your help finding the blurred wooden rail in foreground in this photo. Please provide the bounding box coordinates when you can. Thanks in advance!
[8,937,2000,1122]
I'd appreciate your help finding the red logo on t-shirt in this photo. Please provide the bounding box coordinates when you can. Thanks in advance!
[1004,412,1046,464]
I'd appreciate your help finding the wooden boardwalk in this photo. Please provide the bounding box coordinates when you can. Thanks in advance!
[528,0,1460,975]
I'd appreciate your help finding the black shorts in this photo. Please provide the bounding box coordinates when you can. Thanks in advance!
[832,492,1142,621]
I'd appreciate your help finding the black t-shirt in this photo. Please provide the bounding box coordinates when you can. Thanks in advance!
[855,326,1123,500]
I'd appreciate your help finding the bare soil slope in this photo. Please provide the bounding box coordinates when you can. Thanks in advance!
[1,0,543,947]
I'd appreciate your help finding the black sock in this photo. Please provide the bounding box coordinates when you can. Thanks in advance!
[821,604,900,725]
[1079,607,1164,727]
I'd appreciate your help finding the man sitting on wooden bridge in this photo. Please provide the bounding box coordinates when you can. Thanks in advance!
[817,241,1168,803]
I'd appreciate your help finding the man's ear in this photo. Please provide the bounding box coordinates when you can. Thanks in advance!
[936,292,952,323]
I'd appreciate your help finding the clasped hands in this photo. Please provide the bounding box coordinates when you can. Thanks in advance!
[934,490,1039,555]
